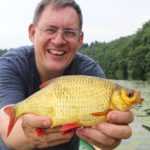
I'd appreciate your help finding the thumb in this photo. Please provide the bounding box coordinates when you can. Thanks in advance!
[22,114,51,128]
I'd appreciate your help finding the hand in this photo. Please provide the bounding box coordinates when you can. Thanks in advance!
[22,114,74,149]
[76,110,134,150]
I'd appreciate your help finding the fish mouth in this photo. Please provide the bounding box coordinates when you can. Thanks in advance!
[133,97,144,104]
[130,91,144,104]
[47,49,67,56]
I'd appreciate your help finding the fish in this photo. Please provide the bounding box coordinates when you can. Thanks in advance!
[4,75,144,137]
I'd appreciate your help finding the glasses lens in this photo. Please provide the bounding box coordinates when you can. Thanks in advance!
[37,26,80,40]
[63,30,79,39]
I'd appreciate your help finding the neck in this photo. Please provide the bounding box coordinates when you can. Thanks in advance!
[35,59,64,83]
[39,70,64,83]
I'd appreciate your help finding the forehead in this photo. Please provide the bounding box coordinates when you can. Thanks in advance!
[38,4,80,29]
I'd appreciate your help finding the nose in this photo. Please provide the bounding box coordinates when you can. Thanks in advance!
[51,31,67,46]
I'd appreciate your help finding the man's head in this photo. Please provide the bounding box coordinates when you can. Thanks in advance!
[28,0,84,82]
[33,0,83,30]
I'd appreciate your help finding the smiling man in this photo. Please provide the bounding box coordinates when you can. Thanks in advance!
[0,0,133,150]
[30,3,84,82]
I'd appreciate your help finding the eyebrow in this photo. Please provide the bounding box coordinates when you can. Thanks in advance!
[45,25,58,28]
[44,24,79,31]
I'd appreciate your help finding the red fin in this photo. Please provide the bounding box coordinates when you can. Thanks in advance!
[61,123,79,134]
[4,106,16,137]
[91,110,110,116]
[39,79,56,89]
[39,81,50,89]
[35,128,45,137]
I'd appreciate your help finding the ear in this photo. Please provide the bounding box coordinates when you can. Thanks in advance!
[78,31,84,49]
[28,24,36,43]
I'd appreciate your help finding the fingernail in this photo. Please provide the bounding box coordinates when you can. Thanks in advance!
[42,120,50,127]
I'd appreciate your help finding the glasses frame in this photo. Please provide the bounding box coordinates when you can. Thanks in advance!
[36,25,82,41]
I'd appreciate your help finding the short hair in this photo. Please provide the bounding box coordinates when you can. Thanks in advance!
[33,0,83,30]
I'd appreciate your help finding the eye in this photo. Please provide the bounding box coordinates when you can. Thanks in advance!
[127,90,135,98]
[45,28,57,34]
[64,30,78,37]
[128,93,133,98]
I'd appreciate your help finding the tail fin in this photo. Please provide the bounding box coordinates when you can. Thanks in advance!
[4,105,16,137]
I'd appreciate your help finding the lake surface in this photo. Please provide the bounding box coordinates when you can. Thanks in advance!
[113,80,150,150]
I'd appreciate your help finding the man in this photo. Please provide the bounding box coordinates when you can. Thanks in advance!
[0,0,133,149]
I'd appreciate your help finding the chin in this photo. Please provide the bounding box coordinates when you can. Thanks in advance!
[47,65,66,73]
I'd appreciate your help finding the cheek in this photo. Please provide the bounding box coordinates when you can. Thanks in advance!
[68,43,78,58]
[70,39,82,52]
[33,31,48,45]
[65,43,79,64]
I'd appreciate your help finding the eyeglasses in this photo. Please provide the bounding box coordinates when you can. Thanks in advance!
[36,26,81,41]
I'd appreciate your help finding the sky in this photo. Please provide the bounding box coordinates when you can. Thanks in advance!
[0,0,150,49]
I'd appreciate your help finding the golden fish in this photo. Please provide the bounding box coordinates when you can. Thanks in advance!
[5,75,143,136]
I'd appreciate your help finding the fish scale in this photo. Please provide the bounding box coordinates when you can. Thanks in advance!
[4,75,143,136]
[16,76,115,125]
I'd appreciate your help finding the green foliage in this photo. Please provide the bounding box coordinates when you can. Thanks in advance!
[79,20,150,80]
[1,20,150,80]
[0,49,8,56]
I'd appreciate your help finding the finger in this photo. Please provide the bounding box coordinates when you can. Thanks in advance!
[43,126,62,133]
[76,128,118,147]
[35,138,71,148]
[93,140,121,150]
[40,130,74,142]
[107,110,134,124]
[31,131,74,148]
[97,122,132,139]
[22,114,51,128]
[25,127,74,148]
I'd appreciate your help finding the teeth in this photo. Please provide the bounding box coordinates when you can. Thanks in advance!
[48,50,66,56]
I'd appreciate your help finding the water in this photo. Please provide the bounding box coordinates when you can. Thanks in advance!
[113,80,150,150]
[79,80,150,150]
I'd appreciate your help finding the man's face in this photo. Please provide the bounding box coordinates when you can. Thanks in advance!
[29,4,83,79]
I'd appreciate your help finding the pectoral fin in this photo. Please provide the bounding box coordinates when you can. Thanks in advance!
[61,123,80,134]
[91,110,110,116]
[39,79,56,89]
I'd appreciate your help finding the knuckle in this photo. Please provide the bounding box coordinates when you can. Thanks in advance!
[101,136,117,146]
[42,135,52,142]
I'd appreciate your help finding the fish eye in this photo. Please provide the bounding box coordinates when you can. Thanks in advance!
[127,91,134,98]
[128,93,132,98]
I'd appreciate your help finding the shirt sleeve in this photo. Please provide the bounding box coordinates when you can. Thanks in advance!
[67,53,106,78]
[0,55,26,108]
[79,58,106,78]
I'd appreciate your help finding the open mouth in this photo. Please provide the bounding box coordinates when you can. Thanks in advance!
[47,49,67,56]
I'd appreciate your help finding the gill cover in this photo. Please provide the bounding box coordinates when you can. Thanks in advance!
[110,88,143,110]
